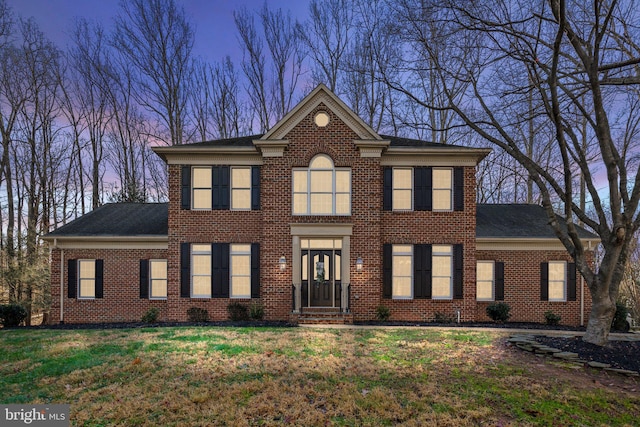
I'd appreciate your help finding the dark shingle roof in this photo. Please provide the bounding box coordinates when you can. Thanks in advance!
[45,203,168,237]
[381,135,464,148]
[177,133,473,149]
[180,134,263,147]
[476,204,598,239]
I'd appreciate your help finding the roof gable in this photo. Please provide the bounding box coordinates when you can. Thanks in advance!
[259,84,381,141]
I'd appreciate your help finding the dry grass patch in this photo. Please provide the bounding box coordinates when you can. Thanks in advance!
[0,326,638,426]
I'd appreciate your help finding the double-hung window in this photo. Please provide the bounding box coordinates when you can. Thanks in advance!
[392,168,412,210]
[191,244,212,298]
[476,261,494,301]
[149,260,168,299]
[78,259,96,299]
[293,154,351,215]
[548,261,566,302]
[230,244,251,298]
[392,245,413,299]
[432,168,453,211]
[431,245,453,299]
[231,167,251,210]
[192,167,212,210]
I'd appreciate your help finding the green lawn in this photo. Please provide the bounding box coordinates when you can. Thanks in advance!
[0,326,637,426]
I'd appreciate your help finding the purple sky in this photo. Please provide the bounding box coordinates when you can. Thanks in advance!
[6,0,311,63]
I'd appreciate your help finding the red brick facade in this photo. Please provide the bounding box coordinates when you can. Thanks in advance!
[46,85,595,326]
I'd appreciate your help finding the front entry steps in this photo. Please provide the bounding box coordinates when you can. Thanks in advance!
[295,307,353,325]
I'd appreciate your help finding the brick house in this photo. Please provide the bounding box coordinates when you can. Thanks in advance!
[43,85,598,325]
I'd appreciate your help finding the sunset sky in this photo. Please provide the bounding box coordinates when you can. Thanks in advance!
[6,0,311,63]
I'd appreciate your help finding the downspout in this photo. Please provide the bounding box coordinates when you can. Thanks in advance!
[581,240,592,327]
[580,275,584,327]
[54,238,64,324]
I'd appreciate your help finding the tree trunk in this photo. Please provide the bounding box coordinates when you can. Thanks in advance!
[583,292,615,345]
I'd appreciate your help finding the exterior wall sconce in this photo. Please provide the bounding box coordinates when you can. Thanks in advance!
[279,256,286,271]
[356,257,363,272]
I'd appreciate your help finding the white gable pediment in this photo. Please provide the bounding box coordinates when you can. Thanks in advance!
[259,84,382,141]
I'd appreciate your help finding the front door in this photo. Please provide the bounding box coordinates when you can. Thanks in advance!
[302,249,341,307]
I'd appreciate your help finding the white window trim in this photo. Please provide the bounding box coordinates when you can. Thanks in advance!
[432,245,453,300]
[548,261,567,302]
[432,167,453,212]
[292,155,351,216]
[476,260,495,302]
[191,244,212,298]
[231,166,251,211]
[392,245,413,300]
[230,244,252,299]
[192,166,212,211]
[392,167,413,212]
[77,259,96,300]
[149,259,168,300]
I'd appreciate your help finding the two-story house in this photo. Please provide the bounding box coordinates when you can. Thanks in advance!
[43,85,598,326]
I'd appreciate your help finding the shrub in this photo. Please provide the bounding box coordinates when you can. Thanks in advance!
[544,310,561,326]
[141,307,160,323]
[187,307,209,323]
[228,302,249,321]
[0,304,28,327]
[612,301,630,332]
[486,302,511,322]
[376,305,390,322]
[249,303,264,320]
[434,311,454,323]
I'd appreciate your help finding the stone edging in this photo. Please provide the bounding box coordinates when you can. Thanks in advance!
[508,334,640,377]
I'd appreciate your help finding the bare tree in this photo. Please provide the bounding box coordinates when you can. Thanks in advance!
[65,18,113,211]
[297,0,353,93]
[260,4,305,120]
[383,0,640,345]
[113,0,194,145]
[210,57,245,139]
[234,7,271,132]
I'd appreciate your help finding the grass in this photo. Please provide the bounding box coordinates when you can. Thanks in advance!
[0,326,638,426]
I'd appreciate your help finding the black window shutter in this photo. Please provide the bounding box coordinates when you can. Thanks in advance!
[425,167,432,211]
[181,166,191,210]
[540,262,549,301]
[67,259,77,299]
[251,243,260,298]
[95,259,104,298]
[140,260,149,299]
[414,168,427,211]
[383,167,392,211]
[414,244,431,299]
[414,244,423,298]
[180,243,190,298]
[212,166,230,210]
[453,167,464,211]
[382,244,392,298]
[424,245,432,299]
[212,243,230,298]
[567,262,577,301]
[251,166,260,210]
[495,262,505,301]
[453,245,463,299]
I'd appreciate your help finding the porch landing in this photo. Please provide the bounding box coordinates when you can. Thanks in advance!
[291,307,353,325]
